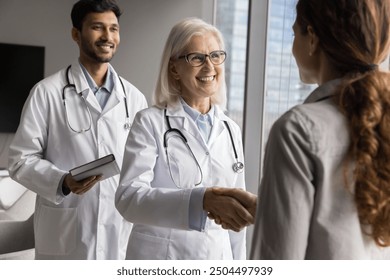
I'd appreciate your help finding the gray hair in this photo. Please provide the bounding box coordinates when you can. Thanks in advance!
[153,17,227,109]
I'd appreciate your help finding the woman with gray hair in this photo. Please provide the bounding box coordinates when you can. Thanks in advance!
[115,17,256,260]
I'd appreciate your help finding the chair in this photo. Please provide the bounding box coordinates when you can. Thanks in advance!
[0,176,36,259]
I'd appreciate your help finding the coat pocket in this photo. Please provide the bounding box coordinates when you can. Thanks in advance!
[35,205,77,256]
[126,231,170,260]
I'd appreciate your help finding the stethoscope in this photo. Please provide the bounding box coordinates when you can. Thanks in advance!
[62,65,131,133]
[163,109,244,187]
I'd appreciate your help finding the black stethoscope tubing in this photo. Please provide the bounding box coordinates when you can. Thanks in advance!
[62,65,131,132]
[163,109,244,174]
[223,119,244,173]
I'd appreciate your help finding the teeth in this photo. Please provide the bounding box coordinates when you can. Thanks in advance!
[198,76,215,82]
[97,44,113,49]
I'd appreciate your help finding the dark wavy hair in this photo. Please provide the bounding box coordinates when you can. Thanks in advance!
[296,0,390,246]
[71,0,122,31]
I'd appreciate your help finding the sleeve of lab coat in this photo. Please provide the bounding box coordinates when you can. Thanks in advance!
[251,109,315,260]
[8,83,68,204]
[115,109,195,230]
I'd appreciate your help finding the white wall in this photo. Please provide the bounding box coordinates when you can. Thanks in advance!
[114,0,214,104]
[0,0,213,167]
[0,0,213,105]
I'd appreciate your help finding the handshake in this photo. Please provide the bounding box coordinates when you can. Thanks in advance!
[203,187,257,232]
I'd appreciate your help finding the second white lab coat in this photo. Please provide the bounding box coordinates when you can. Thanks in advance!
[115,102,246,260]
[8,62,147,259]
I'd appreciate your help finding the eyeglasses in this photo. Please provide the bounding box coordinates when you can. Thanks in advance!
[178,50,227,67]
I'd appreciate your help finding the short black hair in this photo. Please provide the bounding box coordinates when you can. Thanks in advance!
[71,0,122,31]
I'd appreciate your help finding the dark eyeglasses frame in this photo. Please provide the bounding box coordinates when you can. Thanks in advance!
[178,50,227,67]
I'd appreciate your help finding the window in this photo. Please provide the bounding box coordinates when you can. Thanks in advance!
[215,0,315,163]
[264,0,316,141]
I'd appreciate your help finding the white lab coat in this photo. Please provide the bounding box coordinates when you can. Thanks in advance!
[115,102,246,260]
[8,62,147,259]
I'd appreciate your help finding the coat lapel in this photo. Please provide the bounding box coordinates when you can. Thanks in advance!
[101,65,122,115]
[70,62,101,114]
[166,102,231,151]
[208,106,229,144]
[166,101,206,149]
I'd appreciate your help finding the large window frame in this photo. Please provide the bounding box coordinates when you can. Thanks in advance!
[242,0,269,195]
[212,0,269,195]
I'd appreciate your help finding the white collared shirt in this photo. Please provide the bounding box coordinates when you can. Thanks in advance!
[180,97,215,143]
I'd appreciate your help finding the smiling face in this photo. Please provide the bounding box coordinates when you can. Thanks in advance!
[170,33,224,111]
[72,11,120,67]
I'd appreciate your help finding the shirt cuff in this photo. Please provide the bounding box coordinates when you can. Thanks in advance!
[188,187,208,231]
[57,173,70,198]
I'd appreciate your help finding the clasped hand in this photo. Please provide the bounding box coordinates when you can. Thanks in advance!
[203,187,257,232]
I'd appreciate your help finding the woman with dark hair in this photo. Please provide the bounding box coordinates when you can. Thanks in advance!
[251,0,390,259]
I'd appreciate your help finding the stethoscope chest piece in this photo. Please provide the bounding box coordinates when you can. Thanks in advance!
[233,161,244,173]
[124,121,131,130]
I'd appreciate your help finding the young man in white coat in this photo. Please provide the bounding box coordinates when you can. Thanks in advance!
[8,0,147,259]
